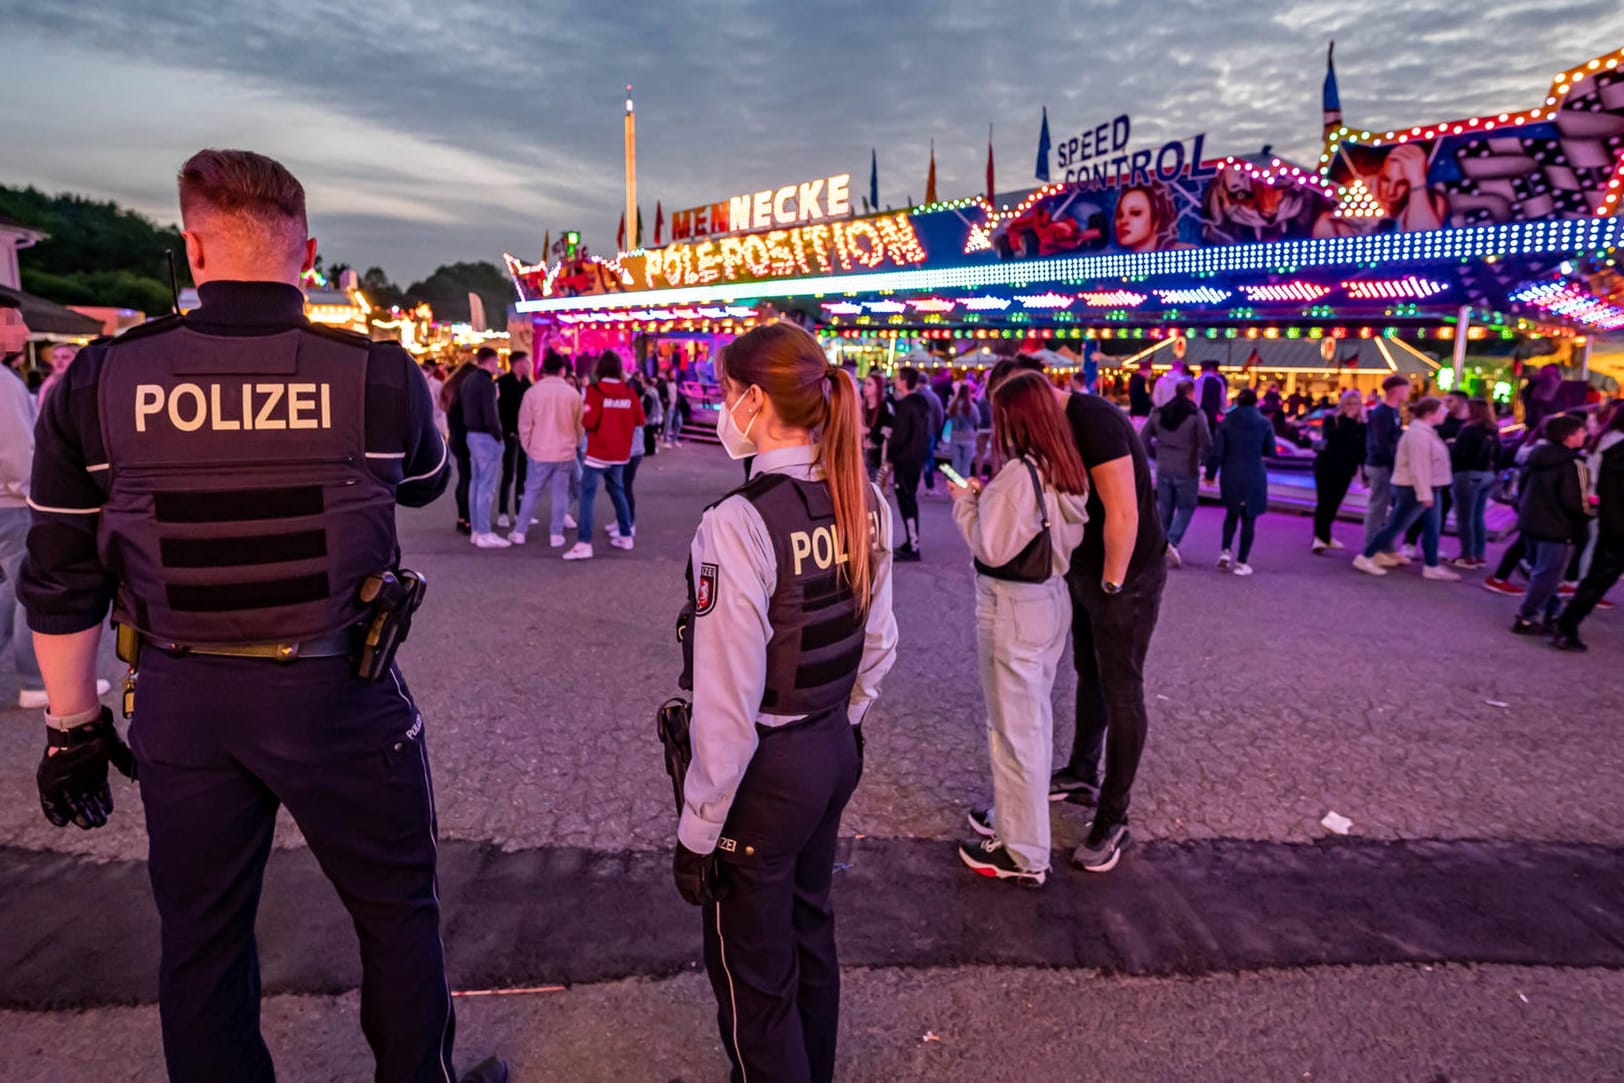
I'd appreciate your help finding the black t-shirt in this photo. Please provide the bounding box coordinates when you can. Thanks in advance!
[1065,392,1165,578]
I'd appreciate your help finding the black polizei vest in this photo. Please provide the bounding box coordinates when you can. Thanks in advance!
[97,324,396,644]
[681,471,876,717]
[748,473,875,717]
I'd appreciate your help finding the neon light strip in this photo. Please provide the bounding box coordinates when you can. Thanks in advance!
[961,296,1011,311]
[1343,276,1448,300]
[1239,282,1331,303]
[1015,292,1074,309]
[1390,337,1444,371]
[1078,291,1147,307]
[515,217,1624,313]
[1154,287,1231,304]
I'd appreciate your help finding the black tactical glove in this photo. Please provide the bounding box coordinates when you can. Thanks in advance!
[37,706,137,830]
[673,842,729,907]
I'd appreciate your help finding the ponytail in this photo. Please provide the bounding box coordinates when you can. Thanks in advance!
[822,367,875,613]
[718,322,876,610]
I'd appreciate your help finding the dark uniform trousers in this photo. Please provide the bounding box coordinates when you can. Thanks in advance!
[1064,559,1166,824]
[703,706,860,1083]
[130,649,454,1083]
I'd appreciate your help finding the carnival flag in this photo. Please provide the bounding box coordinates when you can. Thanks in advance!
[654,201,664,246]
[637,204,645,247]
[468,292,486,332]
[1035,106,1052,183]
[925,141,938,204]
[542,230,550,263]
[986,124,996,207]
[616,211,626,250]
[1323,41,1342,136]
[869,149,879,215]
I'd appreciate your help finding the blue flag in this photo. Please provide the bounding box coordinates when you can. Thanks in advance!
[1323,42,1342,134]
[869,149,879,213]
[1036,106,1052,183]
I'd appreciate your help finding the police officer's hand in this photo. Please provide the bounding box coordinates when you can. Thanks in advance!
[673,842,729,906]
[37,706,137,830]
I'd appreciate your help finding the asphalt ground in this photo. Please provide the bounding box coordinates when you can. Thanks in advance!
[0,443,1619,1080]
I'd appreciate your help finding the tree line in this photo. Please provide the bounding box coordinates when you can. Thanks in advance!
[0,184,513,326]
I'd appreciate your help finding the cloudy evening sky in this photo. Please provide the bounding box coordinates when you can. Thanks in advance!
[3,0,1621,283]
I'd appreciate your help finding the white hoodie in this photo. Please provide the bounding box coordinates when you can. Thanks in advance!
[952,455,1089,580]
[0,367,35,509]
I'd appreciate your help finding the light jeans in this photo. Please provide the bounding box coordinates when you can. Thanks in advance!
[466,433,503,535]
[1362,465,1394,549]
[1451,469,1495,562]
[0,506,43,686]
[974,574,1070,873]
[949,441,976,481]
[513,458,573,537]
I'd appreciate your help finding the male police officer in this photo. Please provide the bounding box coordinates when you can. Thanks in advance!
[19,149,504,1083]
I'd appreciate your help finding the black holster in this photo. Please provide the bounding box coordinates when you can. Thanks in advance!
[657,697,693,816]
[356,569,427,681]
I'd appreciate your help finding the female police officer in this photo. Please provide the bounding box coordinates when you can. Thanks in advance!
[674,322,898,1083]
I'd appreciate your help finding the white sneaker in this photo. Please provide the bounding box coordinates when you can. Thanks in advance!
[1166,542,1182,568]
[1352,553,1388,576]
[509,532,527,545]
[1397,543,1415,560]
[19,680,112,710]
[610,536,635,551]
[549,533,567,548]
[1326,537,1346,551]
[1217,549,1232,570]
[1422,563,1462,582]
[473,532,512,549]
[562,542,594,561]
[1374,550,1410,568]
[497,514,512,529]
[530,517,540,526]
[608,524,637,540]
[1311,538,1328,554]
[563,514,578,529]
[1232,562,1254,577]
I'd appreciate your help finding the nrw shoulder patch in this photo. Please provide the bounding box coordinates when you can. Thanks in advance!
[695,562,719,616]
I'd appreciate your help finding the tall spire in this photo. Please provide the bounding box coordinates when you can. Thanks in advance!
[1323,42,1343,137]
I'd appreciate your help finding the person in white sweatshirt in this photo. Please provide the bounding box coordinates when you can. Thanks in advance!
[949,371,1091,888]
[1354,396,1460,580]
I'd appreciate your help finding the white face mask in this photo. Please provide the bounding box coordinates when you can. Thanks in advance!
[716,390,760,460]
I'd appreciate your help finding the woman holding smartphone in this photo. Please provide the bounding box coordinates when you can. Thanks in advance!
[673,323,899,1082]
[949,371,1090,887]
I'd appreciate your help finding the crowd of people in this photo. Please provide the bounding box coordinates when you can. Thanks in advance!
[428,345,674,558]
[858,349,1621,654]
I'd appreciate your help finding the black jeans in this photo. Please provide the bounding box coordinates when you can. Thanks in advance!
[1493,533,1524,580]
[1558,531,1624,634]
[703,707,860,1083]
[1313,460,1358,543]
[1221,507,1259,562]
[452,438,472,524]
[1064,561,1166,825]
[499,433,527,516]
[892,458,923,545]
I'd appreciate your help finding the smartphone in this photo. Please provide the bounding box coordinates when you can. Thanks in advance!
[940,464,969,488]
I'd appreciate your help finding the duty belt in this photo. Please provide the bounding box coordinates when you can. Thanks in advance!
[143,629,357,662]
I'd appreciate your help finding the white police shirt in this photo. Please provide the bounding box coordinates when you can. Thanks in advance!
[678,443,898,854]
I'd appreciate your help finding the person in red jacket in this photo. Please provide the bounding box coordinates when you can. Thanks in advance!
[565,350,645,561]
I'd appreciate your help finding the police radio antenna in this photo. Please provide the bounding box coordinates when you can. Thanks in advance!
[164,249,181,315]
